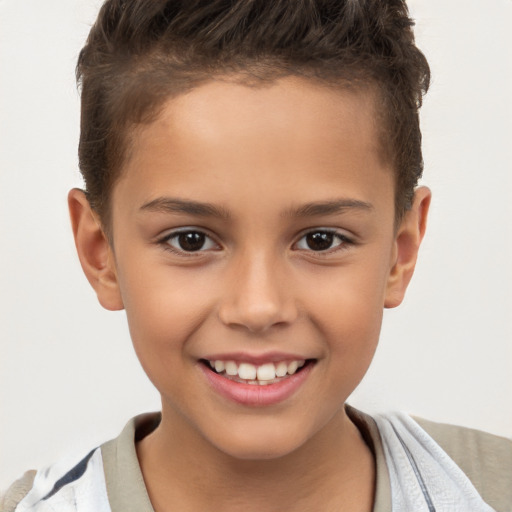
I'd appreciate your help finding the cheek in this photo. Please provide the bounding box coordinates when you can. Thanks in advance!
[307,275,384,403]
[302,257,389,354]
[117,261,213,368]
[121,284,207,400]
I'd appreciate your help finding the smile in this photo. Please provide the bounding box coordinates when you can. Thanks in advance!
[200,357,316,406]
[206,359,306,385]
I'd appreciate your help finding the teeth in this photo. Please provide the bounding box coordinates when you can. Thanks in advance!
[225,361,238,376]
[257,363,276,381]
[238,363,257,380]
[287,361,299,375]
[207,359,307,382]
[275,362,288,377]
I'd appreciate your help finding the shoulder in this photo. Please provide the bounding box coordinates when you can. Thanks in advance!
[414,416,512,511]
[370,410,512,511]
[1,471,37,512]
[0,413,159,512]
[0,448,110,512]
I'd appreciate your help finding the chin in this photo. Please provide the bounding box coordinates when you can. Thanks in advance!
[207,421,313,461]
[218,439,301,461]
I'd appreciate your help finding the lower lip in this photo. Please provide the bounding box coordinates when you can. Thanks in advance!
[200,363,314,407]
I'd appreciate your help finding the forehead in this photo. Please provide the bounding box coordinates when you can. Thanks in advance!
[114,77,393,220]
[143,77,383,161]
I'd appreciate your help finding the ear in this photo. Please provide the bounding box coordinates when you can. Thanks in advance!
[68,188,124,311]
[384,186,431,309]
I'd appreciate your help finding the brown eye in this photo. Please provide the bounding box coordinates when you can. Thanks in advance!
[295,230,350,252]
[165,230,217,253]
[305,232,334,251]
[178,232,205,251]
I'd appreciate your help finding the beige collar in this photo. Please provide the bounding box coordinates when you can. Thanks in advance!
[101,407,392,512]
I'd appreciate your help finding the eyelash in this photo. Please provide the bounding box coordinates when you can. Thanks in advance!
[294,229,353,255]
[157,228,354,256]
[158,229,220,256]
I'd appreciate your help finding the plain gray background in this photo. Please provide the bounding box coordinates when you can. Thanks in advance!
[1,0,511,488]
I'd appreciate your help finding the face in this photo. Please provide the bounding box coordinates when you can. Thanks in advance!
[106,77,402,459]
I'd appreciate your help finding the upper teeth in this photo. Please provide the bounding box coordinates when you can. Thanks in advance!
[209,360,305,381]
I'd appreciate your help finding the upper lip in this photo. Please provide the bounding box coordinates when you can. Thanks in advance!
[200,351,314,365]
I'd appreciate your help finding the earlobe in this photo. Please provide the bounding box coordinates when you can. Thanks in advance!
[384,186,431,309]
[68,188,124,311]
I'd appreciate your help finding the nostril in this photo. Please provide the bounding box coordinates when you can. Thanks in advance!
[216,262,299,332]
[218,302,298,333]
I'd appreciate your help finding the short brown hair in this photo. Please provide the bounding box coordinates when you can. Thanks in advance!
[77,0,430,231]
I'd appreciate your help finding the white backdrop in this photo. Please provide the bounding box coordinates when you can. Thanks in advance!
[1,0,511,488]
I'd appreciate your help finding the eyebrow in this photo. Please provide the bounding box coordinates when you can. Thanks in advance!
[284,199,374,217]
[139,197,373,219]
[139,197,231,219]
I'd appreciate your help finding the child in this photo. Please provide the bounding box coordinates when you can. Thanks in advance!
[2,1,511,511]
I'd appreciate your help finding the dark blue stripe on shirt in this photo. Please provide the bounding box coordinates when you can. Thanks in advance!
[42,448,97,500]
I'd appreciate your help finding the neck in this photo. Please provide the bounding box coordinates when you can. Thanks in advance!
[137,406,375,512]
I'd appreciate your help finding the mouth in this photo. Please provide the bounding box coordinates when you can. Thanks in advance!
[200,358,316,387]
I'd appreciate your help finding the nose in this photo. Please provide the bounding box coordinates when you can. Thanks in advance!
[217,251,298,333]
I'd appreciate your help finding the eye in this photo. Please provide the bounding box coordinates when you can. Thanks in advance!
[295,230,351,252]
[162,230,218,253]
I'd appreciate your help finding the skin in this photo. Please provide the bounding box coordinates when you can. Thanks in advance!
[69,77,430,511]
